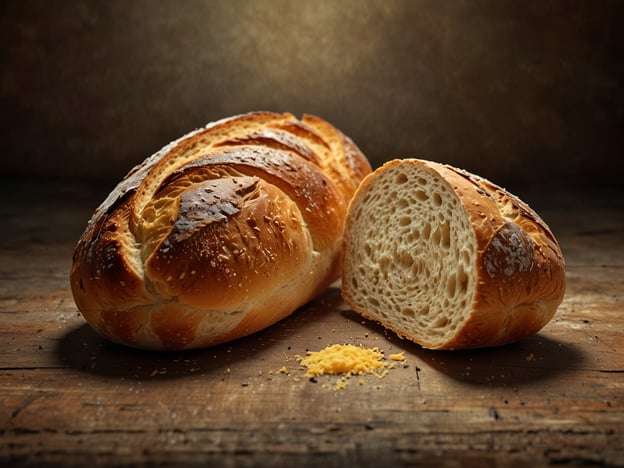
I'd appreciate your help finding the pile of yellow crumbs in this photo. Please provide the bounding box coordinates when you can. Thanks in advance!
[294,343,407,391]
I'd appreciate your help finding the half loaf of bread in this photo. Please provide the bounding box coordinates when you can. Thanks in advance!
[70,112,371,350]
[341,159,565,350]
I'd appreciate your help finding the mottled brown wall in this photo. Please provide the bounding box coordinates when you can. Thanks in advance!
[1,0,622,186]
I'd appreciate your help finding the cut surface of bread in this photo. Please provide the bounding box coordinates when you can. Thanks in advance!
[341,159,566,350]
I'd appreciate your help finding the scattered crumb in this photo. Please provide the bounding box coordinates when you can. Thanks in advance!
[334,376,349,390]
[526,353,535,362]
[222,344,409,391]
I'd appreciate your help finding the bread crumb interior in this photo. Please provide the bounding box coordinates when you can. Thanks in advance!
[344,163,477,348]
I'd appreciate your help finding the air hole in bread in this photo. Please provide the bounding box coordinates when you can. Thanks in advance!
[432,192,443,207]
[421,222,431,240]
[395,173,408,184]
[461,250,470,265]
[364,243,372,258]
[411,259,424,277]
[378,256,390,275]
[446,274,457,297]
[415,190,428,201]
[457,266,469,294]
[399,216,411,227]
[434,316,449,328]
[368,297,380,307]
[431,226,442,245]
[397,251,414,269]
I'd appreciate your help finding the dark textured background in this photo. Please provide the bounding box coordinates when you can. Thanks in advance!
[1,0,622,187]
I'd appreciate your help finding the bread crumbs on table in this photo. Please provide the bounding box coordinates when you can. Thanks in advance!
[294,343,407,391]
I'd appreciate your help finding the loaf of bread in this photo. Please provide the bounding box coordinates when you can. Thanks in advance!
[70,112,371,350]
[341,159,566,350]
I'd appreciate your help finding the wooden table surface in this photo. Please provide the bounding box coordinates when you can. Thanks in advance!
[1,180,623,467]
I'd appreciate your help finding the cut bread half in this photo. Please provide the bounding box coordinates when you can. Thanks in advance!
[341,159,566,350]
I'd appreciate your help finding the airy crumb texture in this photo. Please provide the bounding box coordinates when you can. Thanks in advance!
[342,159,566,350]
[343,161,476,348]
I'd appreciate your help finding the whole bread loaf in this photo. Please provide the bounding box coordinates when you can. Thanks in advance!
[70,112,371,350]
[341,159,565,350]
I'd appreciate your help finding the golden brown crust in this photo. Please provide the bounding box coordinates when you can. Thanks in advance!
[70,112,371,350]
[430,161,566,348]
